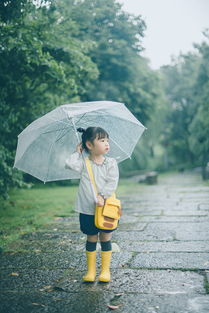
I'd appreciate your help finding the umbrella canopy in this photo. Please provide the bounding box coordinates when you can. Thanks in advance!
[14,101,146,182]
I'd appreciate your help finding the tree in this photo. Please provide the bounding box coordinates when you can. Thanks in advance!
[0,0,98,197]
[189,32,209,178]
[160,52,201,169]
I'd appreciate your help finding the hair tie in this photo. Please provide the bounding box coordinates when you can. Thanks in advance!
[77,127,86,133]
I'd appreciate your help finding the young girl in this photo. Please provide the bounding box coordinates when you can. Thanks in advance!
[65,127,119,283]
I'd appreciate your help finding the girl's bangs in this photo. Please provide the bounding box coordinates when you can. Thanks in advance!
[97,131,109,139]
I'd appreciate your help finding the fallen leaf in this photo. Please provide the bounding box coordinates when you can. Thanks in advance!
[107,304,120,310]
[43,285,52,289]
[114,293,124,297]
[54,217,63,221]
[10,272,19,276]
[32,303,45,307]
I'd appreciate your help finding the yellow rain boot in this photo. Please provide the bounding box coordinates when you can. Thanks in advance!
[98,251,112,282]
[83,251,96,282]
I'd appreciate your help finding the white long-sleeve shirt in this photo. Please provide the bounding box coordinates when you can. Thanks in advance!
[65,152,119,215]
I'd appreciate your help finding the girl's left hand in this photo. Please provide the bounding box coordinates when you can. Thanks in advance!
[96,194,105,207]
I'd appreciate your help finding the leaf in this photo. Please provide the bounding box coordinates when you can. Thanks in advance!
[114,293,124,297]
[107,304,120,310]
[10,272,19,276]
[42,285,52,289]
[32,303,46,307]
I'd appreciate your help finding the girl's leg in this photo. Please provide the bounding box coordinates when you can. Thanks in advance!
[87,234,98,243]
[83,234,98,282]
[98,232,112,282]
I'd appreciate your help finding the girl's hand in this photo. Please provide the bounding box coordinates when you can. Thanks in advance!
[96,194,105,207]
[76,143,83,154]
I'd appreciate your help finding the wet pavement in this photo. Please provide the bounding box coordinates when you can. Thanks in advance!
[1,171,209,313]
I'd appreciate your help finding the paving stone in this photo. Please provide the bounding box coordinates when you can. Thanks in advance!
[0,269,65,292]
[123,210,163,216]
[187,296,209,313]
[177,187,209,192]
[164,203,200,210]
[130,252,209,269]
[175,231,209,241]
[138,215,209,223]
[119,215,142,223]
[114,228,175,241]
[145,222,209,239]
[163,210,207,216]
[20,232,85,242]
[114,294,209,313]
[56,269,205,295]
[117,240,209,253]
[0,291,112,313]
[180,193,209,199]
[0,251,132,270]
[6,240,83,253]
[198,203,209,210]
[0,252,77,270]
[118,222,147,231]
[38,222,80,232]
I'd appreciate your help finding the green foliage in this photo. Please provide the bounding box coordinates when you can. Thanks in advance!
[189,35,209,177]
[160,53,200,166]
[0,0,168,196]
[0,0,98,197]
[73,0,153,123]
[0,145,27,199]
[159,31,209,175]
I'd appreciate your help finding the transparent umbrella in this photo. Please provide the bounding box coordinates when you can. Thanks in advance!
[13,101,146,183]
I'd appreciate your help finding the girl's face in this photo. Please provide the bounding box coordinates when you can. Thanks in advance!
[87,135,110,155]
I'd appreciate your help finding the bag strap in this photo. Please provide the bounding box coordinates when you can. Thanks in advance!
[85,157,116,200]
[85,157,98,196]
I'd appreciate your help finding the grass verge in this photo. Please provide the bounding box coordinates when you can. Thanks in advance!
[0,179,140,251]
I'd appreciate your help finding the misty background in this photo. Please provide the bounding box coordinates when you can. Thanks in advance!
[0,0,209,199]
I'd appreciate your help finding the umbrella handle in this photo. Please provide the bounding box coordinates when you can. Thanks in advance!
[71,117,98,203]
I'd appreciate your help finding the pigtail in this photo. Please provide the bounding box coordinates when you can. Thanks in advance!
[77,127,86,133]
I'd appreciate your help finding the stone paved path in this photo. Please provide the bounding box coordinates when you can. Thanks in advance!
[1,171,209,313]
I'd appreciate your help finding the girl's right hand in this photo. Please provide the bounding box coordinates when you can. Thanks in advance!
[76,143,83,154]
[96,194,105,207]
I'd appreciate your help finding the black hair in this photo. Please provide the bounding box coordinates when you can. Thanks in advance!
[77,127,109,153]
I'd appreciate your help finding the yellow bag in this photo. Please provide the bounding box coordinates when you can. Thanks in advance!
[85,158,121,230]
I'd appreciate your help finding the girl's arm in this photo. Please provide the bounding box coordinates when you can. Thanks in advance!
[65,144,83,173]
[99,159,119,199]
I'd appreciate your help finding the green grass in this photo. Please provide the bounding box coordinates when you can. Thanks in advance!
[0,185,78,250]
[0,179,140,251]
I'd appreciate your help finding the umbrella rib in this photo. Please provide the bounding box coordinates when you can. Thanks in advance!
[55,128,70,143]
[110,137,131,159]
[44,131,62,183]
[42,127,71,135]
[75,112,88,125]
[47,116,70,126]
